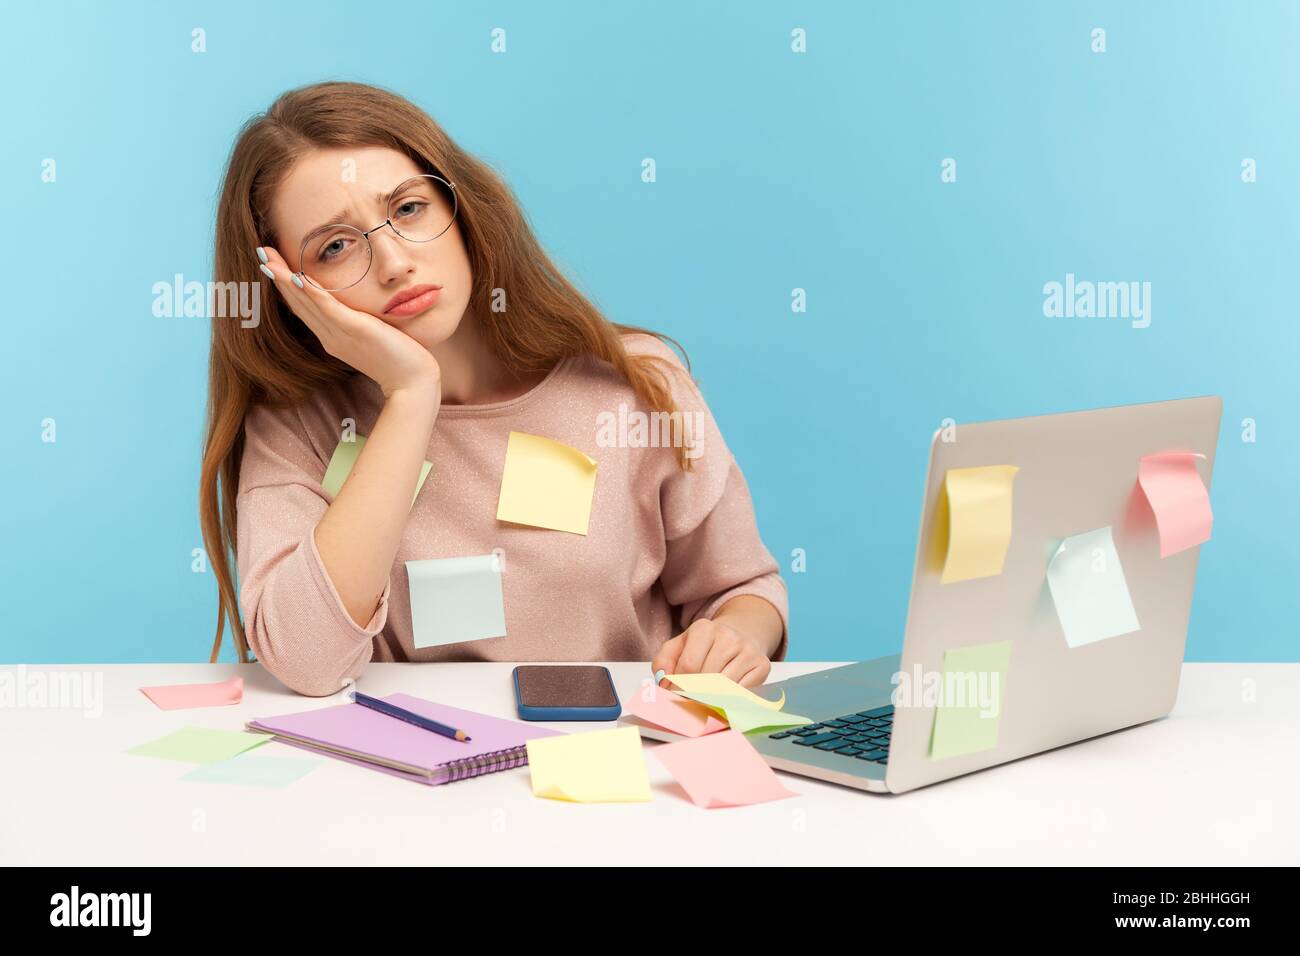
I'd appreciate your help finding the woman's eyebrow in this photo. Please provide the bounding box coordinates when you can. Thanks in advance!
[303,184,404,238]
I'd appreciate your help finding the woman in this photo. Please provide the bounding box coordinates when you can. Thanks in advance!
[200,81,788,697]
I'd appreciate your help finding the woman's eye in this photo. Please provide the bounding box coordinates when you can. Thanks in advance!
[395,200,427,219]
[317,239,346,262]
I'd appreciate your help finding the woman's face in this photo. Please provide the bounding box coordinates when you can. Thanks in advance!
[269,145,473,347]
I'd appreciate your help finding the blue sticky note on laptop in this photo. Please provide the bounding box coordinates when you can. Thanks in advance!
[1046,526,1141,648]
[406,555,507,649]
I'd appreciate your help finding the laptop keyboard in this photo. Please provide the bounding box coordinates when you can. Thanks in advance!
[768,704,893,764]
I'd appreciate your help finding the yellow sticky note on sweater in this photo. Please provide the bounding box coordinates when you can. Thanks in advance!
[496,431,597,535]
[526,726,650,802]
[937,465,1020,583]
[321,435,432,508]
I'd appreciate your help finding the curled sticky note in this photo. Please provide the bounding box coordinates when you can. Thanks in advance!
[935,465,1020,583]
[624,683,729,737]
[496,431,598,535]
[663,673,811,734]
[663,673,785,711]
[526,726,650,802]
[1046,526,1140,648]
[1137,452,1213,557]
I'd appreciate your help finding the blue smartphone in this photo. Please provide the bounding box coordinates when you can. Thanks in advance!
[512,665,622,721]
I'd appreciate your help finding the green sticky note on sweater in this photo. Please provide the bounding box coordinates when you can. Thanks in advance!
[322,434,433,507]
[928,640,1013,761]
[126,727,271,764]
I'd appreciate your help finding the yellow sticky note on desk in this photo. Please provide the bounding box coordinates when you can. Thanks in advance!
[937,465,1019,583]
[321,435,432,508]
[496,431,597,535]
[526,726,651,802]
[929,640,1013,760]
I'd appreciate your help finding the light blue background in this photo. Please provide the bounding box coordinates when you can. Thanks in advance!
[3,1,1296,664]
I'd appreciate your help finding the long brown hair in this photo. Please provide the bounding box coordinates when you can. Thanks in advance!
[201,80,690,665]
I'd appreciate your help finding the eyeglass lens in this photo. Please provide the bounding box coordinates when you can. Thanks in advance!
[299,176,456,291]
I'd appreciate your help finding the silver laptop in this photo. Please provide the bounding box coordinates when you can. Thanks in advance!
[624,396,1222,793]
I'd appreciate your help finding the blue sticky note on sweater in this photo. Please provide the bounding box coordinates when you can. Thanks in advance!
[406,555,507,648]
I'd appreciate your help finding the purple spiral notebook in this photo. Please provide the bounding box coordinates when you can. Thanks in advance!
[246,693,565,786]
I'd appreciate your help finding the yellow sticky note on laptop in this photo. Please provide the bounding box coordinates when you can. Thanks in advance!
[526,726,651,802]
[929,640,1012,760]
[322,435,433,508]
[937,465,1019,583]
[496,431,597,535]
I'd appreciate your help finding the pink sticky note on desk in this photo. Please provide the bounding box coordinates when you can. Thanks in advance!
[1137,452,1214,557]
[624,684,729,737]
[140,676,244,711]
[649,730,798,808]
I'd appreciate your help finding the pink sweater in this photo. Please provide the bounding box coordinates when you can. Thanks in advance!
[235,333,789,696]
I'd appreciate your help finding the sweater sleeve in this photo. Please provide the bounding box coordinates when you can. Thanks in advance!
[631,337,791,662]
[236,402,390,697]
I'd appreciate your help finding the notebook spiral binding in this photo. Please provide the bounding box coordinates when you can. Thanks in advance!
[445,746,530,782]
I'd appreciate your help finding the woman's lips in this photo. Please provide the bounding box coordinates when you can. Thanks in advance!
[384,286,442,317]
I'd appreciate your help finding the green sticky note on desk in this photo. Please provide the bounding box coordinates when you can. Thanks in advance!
[929,640,1013,761]
[322,435,433,507]
[126,727,271,764]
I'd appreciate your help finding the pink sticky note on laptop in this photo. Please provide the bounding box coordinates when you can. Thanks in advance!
[140,676,244,711]
[1137,452,1214,557]
[623,684,729,737]
[649,730,798,808]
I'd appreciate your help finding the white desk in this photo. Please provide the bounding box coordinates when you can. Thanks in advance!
[1,662,1295,865]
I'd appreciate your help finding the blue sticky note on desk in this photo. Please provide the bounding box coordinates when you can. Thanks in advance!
[406,555,507,649]
[181,753,323,787]
[1046,526,1141,648]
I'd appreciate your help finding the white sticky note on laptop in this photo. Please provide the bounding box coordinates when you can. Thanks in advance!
[405,555,507,649]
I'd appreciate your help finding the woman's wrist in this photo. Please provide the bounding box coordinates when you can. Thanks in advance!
[712,594,785,659]
[384,380,441,417]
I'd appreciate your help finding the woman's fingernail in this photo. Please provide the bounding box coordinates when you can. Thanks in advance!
[255,247,268,264]
[291,274,304,289]
[258,264,275,280]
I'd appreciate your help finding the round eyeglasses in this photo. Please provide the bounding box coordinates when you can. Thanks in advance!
[292,174,458,292]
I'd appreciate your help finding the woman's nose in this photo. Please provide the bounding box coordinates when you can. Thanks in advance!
[369,224,417,279]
